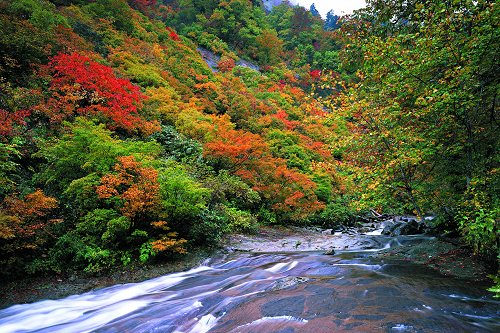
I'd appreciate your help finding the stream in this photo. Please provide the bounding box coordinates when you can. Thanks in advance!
[0,235,499,332]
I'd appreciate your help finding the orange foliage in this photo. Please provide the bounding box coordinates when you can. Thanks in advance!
[3,190,59,223]
[149,221,186,254]
[97,155,160,220]
[204,128,268,171]
[150,236,187,253]
[0,190,59,255]
[217,57,236,73]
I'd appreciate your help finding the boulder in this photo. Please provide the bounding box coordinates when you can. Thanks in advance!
[382,222,403,235]
[268,276,311,291]
[334,225,345,232]
[324,248,336,255]
[398,219,421,235]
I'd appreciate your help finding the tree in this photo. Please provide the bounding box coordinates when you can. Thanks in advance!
[336,0,500,289]
[310,4,321,18]
[37,52,159,135]
[96,155,160,229]
[337,0,500,212]
[0,189,59,275]
[324,10,340,31]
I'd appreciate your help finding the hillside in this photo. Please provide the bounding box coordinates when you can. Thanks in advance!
[0,0,498,296]
[0,0,349,278]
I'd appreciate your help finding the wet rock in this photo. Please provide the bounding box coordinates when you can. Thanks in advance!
[358,227,370,234]
[383,219,430,236]
[268,276,311,291]
[324,248,336,255]
[322,229,333,235]
[356,216,372,223]
[355,238,382,250]
[382,222,403,235]
[334,225,345,232]
[392,225,403,236]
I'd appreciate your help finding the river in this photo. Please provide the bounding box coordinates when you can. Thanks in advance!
[0,235,499,332]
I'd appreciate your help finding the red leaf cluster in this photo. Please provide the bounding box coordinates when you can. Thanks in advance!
[38,52,159,134]
[0,109,30,137]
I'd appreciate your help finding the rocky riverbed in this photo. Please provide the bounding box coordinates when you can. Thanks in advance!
[0,218,493,310]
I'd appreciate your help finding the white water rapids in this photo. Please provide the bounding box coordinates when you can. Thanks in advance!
[1,236,499,332]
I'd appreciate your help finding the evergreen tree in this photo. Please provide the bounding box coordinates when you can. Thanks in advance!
[324,9,340,31]
[310,3,321,18]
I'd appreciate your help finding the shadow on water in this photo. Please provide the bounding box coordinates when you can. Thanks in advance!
[0,237,499,332]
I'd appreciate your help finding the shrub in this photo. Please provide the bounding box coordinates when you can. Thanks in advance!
[222,206,257,234]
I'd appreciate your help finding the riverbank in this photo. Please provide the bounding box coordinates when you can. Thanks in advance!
[0,251,215,310]
[0,224,492,310]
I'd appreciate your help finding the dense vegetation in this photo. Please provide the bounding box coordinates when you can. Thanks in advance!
[0,0,498,295]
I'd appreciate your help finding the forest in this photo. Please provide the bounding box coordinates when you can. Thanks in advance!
[0,0,498,295]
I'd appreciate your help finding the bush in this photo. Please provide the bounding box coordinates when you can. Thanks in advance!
[187,208,227,246]
[47,230,87,272]
[149,125,202,162]
[306,197,357,227]
[222,206,258,234]
[257,205,278,225]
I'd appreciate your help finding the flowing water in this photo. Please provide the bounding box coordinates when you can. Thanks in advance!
[1,236,499,333]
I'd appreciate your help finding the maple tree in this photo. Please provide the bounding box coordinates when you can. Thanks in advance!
[96,155,160,229]
[37,52,159,135]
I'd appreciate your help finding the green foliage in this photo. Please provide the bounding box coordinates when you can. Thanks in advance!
[0,144,21,199]
[158,161,210,227]
[149,125,202,162]
[139,242,156,263]
[306,197,357,227]
[110,51,168,88]
[36,118,160,195]
[0,11,60,85]
[456,195,500,260]
[257,205,277,225]
[101,216,131,243]
[72,21,109,56]
[188,207,227,245]
[8,0,70,31]
[488,268,500,297]
[83,0,136,35]
[222,206,258,234]
[77,209,120,241]
[202,169,260,209]
[83,246,114,272]
[47,230,87,272]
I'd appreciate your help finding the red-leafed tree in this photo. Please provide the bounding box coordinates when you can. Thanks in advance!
[0,109,30,138]
[204,124,325,221]
[37,52,159,135]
